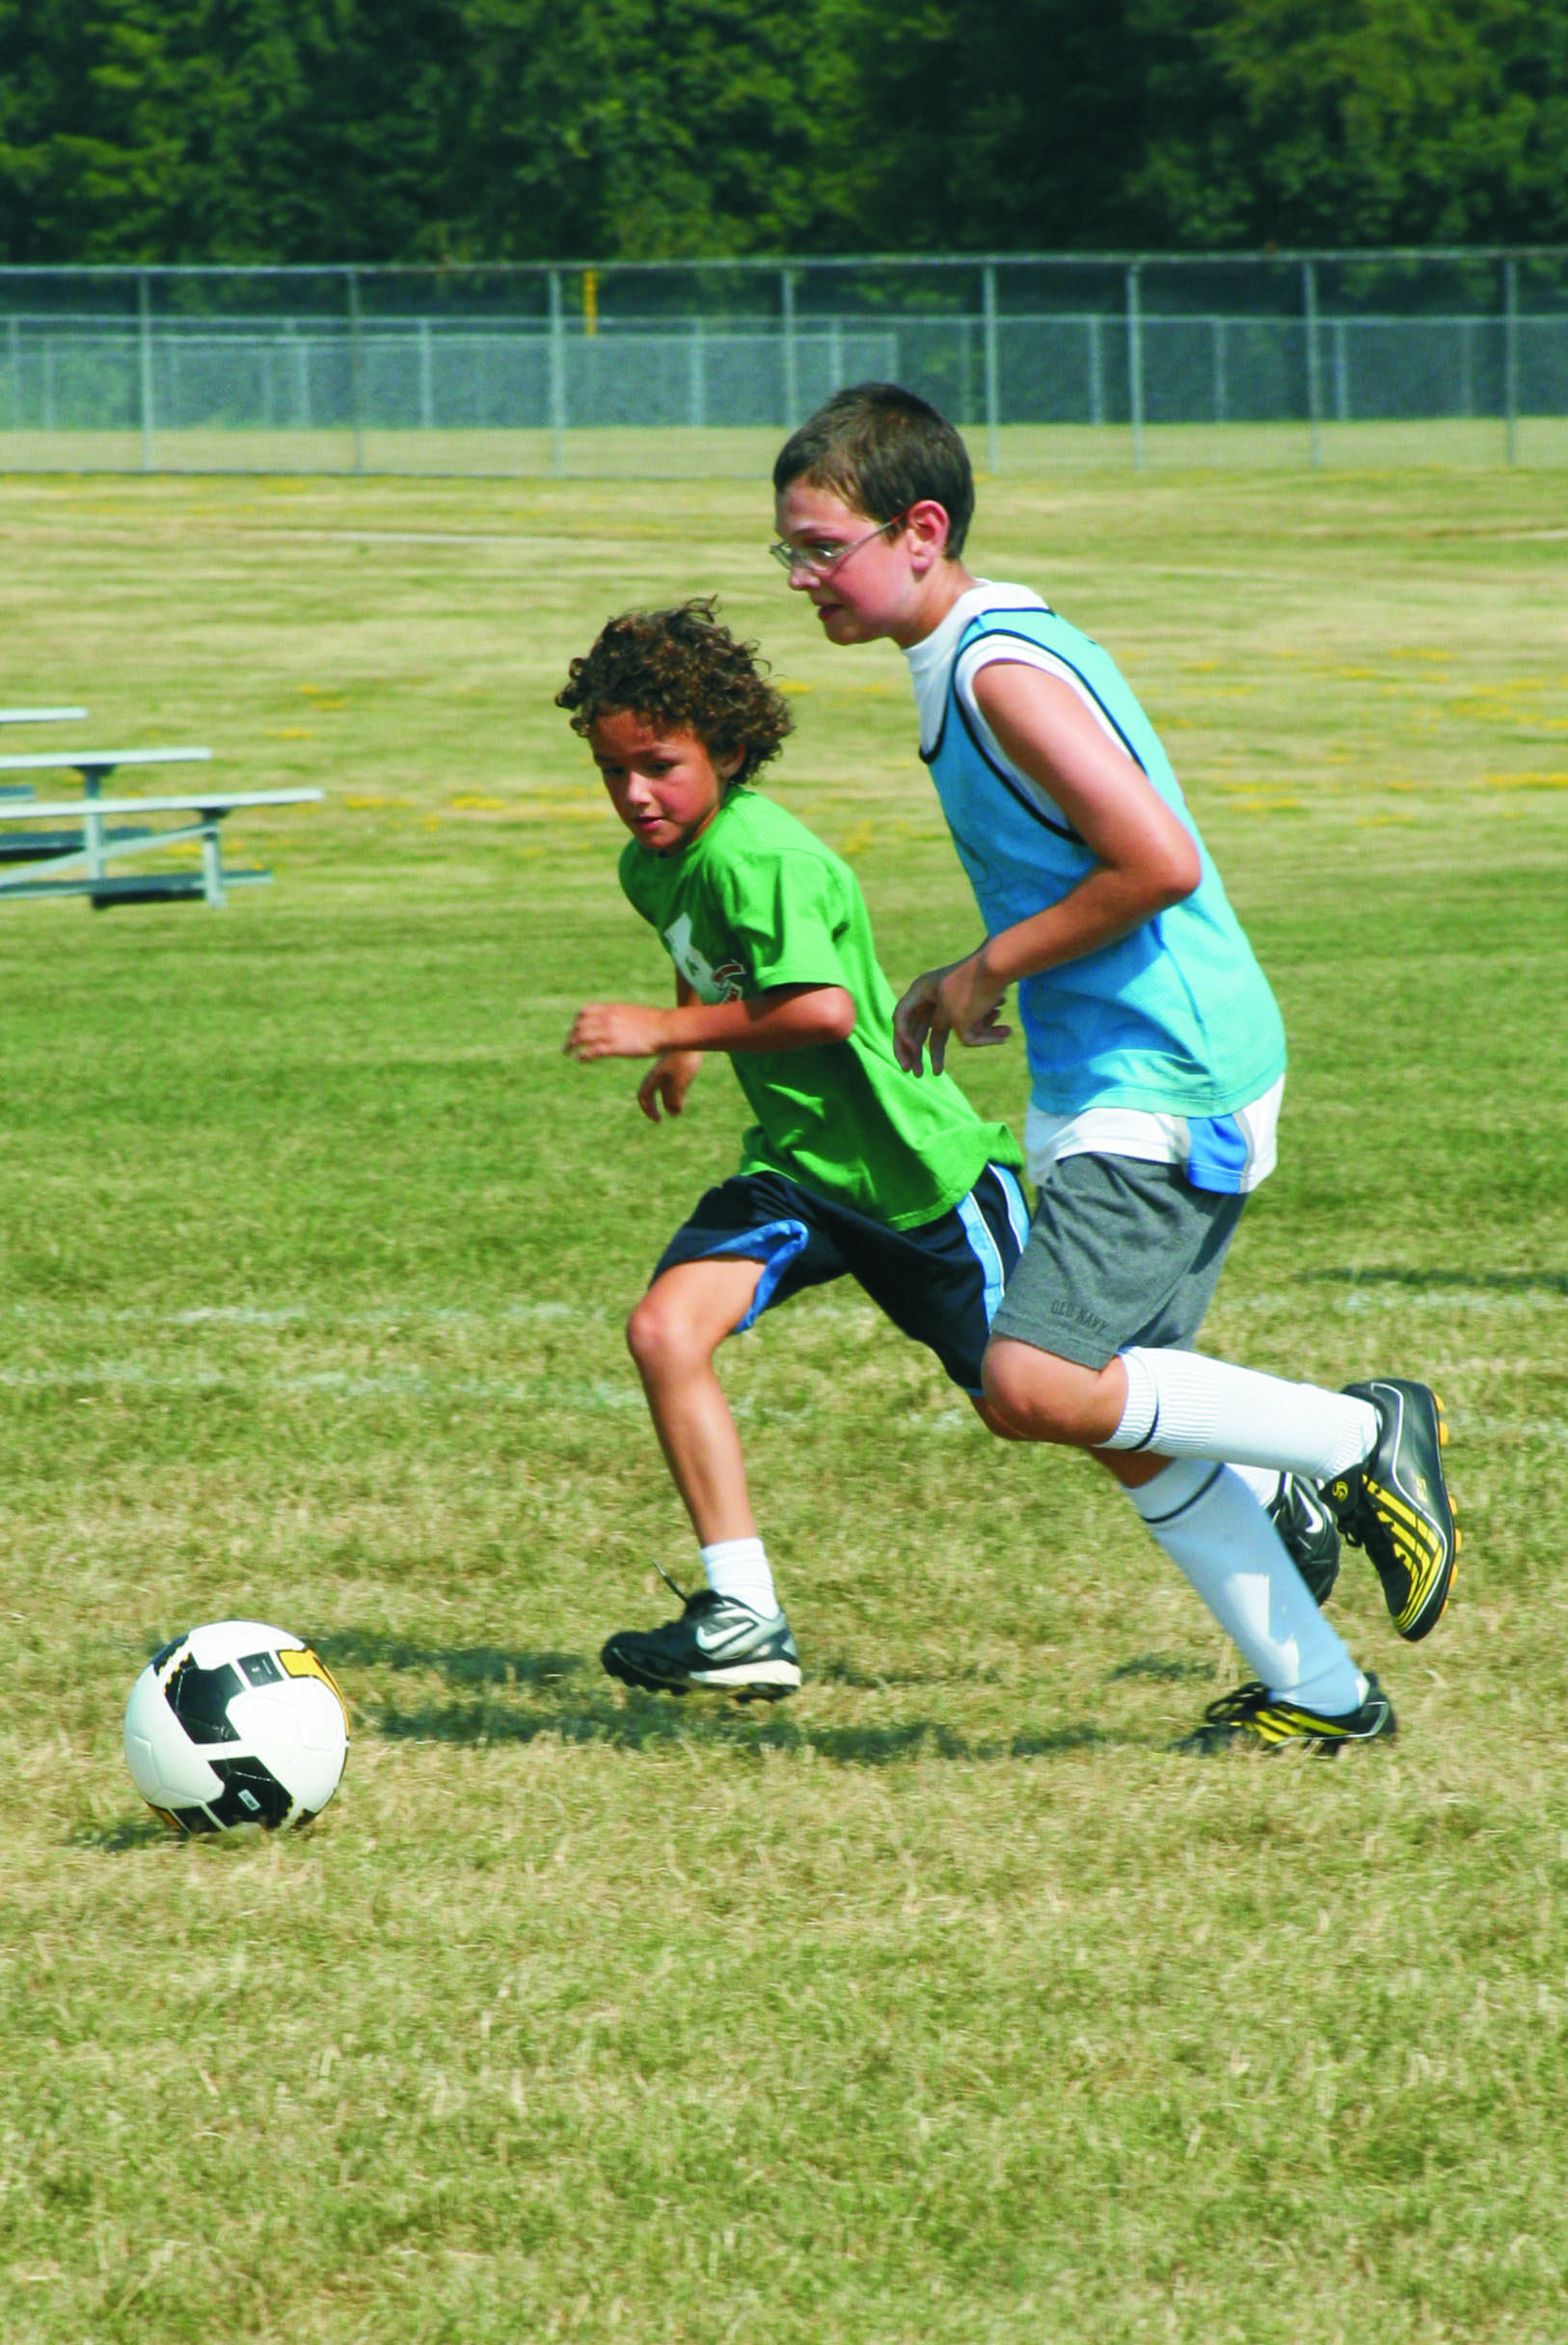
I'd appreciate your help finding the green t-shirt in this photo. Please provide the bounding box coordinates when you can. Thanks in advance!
[618,788,1022,1229]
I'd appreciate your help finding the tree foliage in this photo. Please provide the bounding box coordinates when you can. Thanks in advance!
[0,0,1564,262]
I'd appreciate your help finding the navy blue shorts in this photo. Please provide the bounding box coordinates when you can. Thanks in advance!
[652,1163,1031,1395]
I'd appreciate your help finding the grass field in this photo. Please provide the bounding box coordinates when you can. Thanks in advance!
[2,462,1566,2345]
[3,412,1567,478]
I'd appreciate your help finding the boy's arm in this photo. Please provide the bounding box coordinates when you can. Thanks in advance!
[566,980,856,1068]
[634,975,705,1124]
[895,663,1202,1075]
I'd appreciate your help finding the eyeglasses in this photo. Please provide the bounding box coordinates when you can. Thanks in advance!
[767,512,906,579]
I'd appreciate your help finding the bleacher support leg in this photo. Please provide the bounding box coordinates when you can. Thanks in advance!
[200,817,227,907]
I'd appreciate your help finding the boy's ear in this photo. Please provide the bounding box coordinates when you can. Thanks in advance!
[904,499,953,570]
[716,747,746,782]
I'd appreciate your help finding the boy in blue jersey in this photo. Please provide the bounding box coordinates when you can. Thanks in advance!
[560,599,1030,1700]
[770,384,1460,1754]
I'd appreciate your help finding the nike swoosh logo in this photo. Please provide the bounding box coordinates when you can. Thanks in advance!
[694,1619,767,1657]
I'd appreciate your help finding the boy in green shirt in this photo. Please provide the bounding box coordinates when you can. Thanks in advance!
[560,598,1028,1698]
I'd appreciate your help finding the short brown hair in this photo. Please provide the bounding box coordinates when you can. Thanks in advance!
[556,599,793,787]
[772,382,975,559]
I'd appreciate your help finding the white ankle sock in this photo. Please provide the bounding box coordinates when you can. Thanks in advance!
[1125,1459,1365,1711]
[1106,1348,1378,1480]
[700,1537,777,1617]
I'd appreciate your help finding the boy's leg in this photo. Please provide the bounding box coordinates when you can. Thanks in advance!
[985,1339,1455,1642]
[982,1152,1457,1646]
[602,1173,847,1701]
[980,1153,1396,1747]
[627,1256,769,1551]
[607,1256,800,1700]
[991,1367,1385,1744]
[1098,1445,1371,1723]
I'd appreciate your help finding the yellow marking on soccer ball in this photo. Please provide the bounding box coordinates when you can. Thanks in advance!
[279,1645,351,1735]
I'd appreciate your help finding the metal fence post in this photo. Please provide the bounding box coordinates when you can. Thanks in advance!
[1211,316,1227,423]
[292,322,311,432]
[549,270,567,474]
[419,318,435,431]
[138,271,155,471]
[780,269,798,430]
[1334,317,1350,421]
[688,317,706,429]
[983,263,1000,472]
[346,267,365,474]
[1458,317,1474,418]
[1126,263,1145,472]
[1504,256,1520,466]
[1088,312,1104,427]
[1304,259,1323,467]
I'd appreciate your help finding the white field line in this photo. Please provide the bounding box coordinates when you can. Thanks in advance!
[8,1285,1562,1335]
[0,1360,645,1410]
[0,1355,1560,1442]
[5,1299,613,1331]
[1244,1286,1568,1316]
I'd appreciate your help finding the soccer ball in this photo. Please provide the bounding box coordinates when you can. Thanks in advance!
[123,1620,350,1835]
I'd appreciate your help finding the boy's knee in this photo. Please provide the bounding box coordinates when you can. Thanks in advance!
[972,1395,1029,1442]
[980,1348,1058,1438]
[981,1338,1115,1446]
[627,1289,691,1374]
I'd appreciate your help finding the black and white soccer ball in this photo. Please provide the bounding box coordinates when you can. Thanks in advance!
[123,1620,350,1835]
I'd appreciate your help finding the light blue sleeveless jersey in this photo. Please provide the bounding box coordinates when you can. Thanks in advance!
[922,600,1286,1129]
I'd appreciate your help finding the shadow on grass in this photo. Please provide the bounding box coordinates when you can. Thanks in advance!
[71,1813,179,1852]
[313,1630,585,1690]
[341,1628,1145,1763]
[1110,1653,1219,1685]
[1301,1265,1568,1298]
[814,1656,1004,1690]
[372,1688,1126,1765]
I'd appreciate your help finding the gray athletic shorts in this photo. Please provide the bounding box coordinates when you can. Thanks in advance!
[987,1152,1246,1371]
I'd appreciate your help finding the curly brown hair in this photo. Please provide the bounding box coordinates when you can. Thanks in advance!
[556,598,793,787]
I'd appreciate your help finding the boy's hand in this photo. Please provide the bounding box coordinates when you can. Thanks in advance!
[894,954,1011,1076]
[637,1050,702,1122]
[565,1002,670,1062]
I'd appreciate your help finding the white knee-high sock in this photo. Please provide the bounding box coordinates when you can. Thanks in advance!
[700,1537,778,1617]
[1105,1348,1378,1480]
[1230,1462,1283,1510]
[1125,1459,1365,1712]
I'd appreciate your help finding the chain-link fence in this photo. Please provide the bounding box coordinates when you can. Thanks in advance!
[2,251,1565,475]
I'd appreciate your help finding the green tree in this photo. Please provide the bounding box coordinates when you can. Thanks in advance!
[1129,0,1568,246]
[451,0,869,260]
[821,0,1148,253]
[0,0,477,263]
[1,0,1565,261]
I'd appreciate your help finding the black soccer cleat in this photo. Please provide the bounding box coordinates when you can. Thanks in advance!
[601,1584,802,1702]
[1267,1471,1341,1607]
[1327,1379,1460,1641]
[1175,1673,1396,1757]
